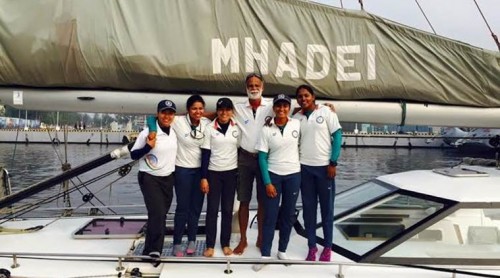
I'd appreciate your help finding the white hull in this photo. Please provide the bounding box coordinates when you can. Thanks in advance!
[1,214,498,278]
[342,133,452,148]
[0,129,456,148]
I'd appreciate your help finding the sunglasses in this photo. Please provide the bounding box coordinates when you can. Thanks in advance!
[245,73,263,83]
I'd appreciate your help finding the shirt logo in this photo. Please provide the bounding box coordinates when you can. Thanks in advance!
[244,119,249,124]
[316,116,324,124]
[292,130,299,138]
[232,130,239,138]
[144,154,160,170]
[272,132,277,136]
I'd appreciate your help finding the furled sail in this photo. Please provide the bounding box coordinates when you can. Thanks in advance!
[0,0,499,107]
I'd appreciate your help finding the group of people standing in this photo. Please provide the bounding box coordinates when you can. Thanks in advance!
[129,73,342,265]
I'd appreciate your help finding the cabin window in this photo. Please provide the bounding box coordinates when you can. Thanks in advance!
[333,193,444,256]
[381,208,500,263]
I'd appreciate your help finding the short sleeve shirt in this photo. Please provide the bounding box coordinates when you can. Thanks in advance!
[201,119,240,171]
[255,118,301,175]
[131,124,177,176]
[172,115,211,168]
[233,98,274,153]
[293,105,341,166]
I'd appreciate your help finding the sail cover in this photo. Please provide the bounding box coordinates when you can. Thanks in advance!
[0,0,498,107]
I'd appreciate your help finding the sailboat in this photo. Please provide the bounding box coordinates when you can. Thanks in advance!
[1,0,500,277]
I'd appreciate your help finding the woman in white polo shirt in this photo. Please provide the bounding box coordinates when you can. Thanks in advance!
[147,95,211,257]
[256,94,301,260]
[293,85,342,262]
[130,99,178,264]
[200,97,240,257]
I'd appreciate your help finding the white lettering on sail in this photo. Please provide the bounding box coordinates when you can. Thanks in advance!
[305,44,330,80]
[367,44,376,80]
[212,38,239,74]
[211,38,376,81]
[245,38,269,74]
[337,45,361,81]
[276,42,299,78]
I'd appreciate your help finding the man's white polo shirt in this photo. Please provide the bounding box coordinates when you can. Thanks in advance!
[201,119,240,171]
[234,98,273,153]
[256,118,301,175]
[293,105,341,166]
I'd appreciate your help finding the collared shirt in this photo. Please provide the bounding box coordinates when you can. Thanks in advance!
[172,115,211,168]
[256,118,301,175]
[293,104,341,166]
[131,123,177,176]
[233,97,274,153]
[201,119,240,171]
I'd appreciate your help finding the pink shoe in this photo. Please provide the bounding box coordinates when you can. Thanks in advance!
[305,246,318,261]
[173,244,184,257]
[319,247,331,262]
[186,241,196,255]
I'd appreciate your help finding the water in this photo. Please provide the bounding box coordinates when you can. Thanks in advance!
[0,144,488,217]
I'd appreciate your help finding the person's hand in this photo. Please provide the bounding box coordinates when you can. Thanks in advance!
[263,116,272,127]
[147,133,156,149]
[323,102,336,112]
[200,178,209,194]
[265,184,277,198]
[327,165,337,179]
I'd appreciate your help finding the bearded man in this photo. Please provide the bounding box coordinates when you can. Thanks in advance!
[232,73,274,255]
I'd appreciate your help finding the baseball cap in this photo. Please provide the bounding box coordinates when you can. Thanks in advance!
[273,94,291,105]
[157,99,176,113]
[216,97,234,110]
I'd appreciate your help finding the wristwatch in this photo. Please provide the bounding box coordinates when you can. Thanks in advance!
[329,160,337,167]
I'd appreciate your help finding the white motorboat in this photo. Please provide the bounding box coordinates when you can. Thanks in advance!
[1,156,500,277]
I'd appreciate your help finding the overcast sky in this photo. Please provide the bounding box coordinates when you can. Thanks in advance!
[313,0,499,52]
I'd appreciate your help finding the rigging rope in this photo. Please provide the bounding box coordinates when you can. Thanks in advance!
[473,0,500,51]
[358,0,364,10]
[415,0,437,34]
[0,160,136,226]
[45,129,114,213]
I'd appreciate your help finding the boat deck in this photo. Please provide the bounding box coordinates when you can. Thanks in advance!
[1,215,499,277]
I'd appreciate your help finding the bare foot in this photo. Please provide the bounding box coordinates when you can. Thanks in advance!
[203,248,214,257]
[222,247,233,256]
[233,241,248,255]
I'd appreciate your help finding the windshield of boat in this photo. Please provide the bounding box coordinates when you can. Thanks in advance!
[334,180,396,218]
[333,180,450,262]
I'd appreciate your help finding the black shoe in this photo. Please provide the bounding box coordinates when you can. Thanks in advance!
[149,252,161,267]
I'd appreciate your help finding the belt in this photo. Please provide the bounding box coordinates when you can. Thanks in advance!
[239,148,258,158]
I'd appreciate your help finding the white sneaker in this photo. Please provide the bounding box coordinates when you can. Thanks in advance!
[277,251,288,260]
[252,256,271,272]
[277,252,290,266]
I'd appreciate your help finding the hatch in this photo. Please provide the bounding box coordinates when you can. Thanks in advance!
[433,167,489,177]
[73,217,146,239]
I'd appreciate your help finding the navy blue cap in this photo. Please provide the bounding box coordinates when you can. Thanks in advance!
[157,99,176,113]
[273,94,291,105]
[216,97,234,110]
